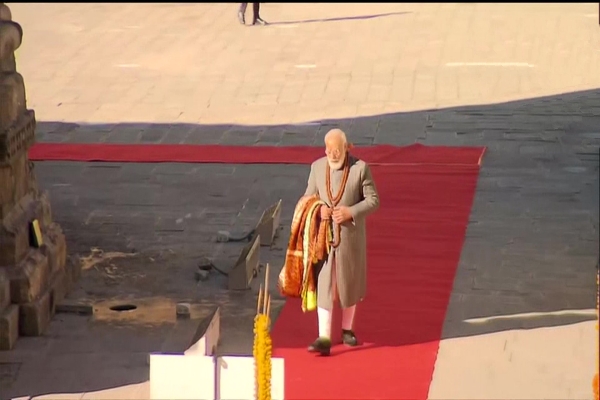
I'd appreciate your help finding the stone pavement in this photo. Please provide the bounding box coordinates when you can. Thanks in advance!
[2,2,599,400]
[9,2,600,126]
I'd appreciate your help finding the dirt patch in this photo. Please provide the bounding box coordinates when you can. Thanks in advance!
[80,247,137,271]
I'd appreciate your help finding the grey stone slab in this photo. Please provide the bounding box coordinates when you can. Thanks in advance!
[104,127,143,144]
[38,132,69,143]
[256,127,284,145]
[161,124,194,144]
[184,125,229,145]
[81,165,123,181]
[349,121,379,139]
[151,163,196,175]
[419,131,463,146]
[220,130,259,145]
[279,132,315,146]
[374,132,418,146]
[139,127,167,144]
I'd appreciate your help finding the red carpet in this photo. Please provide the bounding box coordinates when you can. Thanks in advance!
[28,142,483,166]
[271,162,482,399]
[30,142,484,399]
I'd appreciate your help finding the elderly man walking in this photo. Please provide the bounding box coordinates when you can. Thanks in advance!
[303,128,380,356]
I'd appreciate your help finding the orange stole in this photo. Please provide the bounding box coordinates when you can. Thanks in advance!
[278,195,331,311]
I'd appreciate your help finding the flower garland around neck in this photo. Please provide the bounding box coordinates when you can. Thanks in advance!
[325,151,350,248]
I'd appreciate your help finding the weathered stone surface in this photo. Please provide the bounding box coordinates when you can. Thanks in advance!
[42,222,66,274]
[0,3,12,21]
[55,299,93,315]
[0,152,32,215]
[65,255,81,290]
[8,250,50,304]
[39,190,53,227]
[0,267,9,310]
[49,267,68,311]
[0,192,45,266]
[0,303,18,350]
[0,218,28,267]
[0,73,26,130]
[18,285,51,336]
[12,155,32,203]
[0,20,21,75]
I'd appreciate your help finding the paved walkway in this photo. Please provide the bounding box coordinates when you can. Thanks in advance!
[2,2,599,400]
[11,3,600,126]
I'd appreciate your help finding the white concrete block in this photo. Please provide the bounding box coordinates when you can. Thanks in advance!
[149,353,216,400]
[185,307,220,357]
[218,356,285,400]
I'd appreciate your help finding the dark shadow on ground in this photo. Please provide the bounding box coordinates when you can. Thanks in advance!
[3,88,599,398]
[268,11,411,26]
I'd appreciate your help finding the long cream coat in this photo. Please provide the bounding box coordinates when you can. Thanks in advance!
[304,155,380,309]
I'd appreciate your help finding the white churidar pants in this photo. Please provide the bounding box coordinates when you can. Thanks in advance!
[317,252,356,339]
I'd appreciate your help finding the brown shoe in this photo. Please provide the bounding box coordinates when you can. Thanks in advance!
[307,337,331,356]
[342,329,358,346]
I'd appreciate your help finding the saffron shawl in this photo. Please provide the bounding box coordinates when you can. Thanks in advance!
[278,195,331,312]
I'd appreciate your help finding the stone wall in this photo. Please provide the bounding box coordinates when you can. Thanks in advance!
[0,3,80,351]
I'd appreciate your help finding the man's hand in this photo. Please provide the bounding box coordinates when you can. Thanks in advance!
[332,206,352,224]
[320,206,332,220]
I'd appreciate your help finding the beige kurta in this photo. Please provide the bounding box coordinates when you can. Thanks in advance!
[304,155,380,309]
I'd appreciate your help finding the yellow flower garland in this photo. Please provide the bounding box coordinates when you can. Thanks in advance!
[254,314,272,400]
[593,270,599,400]
[254,267,273,400]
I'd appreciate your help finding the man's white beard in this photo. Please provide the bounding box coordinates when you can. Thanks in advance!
[327,159,345,170]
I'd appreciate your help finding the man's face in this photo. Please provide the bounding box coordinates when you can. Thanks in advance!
[325,140,347,170]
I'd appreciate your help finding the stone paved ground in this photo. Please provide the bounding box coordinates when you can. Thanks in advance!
[1,2,599,400]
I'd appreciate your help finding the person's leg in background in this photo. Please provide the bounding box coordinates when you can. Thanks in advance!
[238,3,247,25]
[252,3,267,25]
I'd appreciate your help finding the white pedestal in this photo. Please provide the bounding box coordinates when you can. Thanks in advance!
[149,306,285,400]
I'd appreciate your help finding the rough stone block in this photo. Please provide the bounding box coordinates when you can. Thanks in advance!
[55,299,93,316]
[0,3,12,21]
[42,223,66,273]
[65,255,81,290]
[0,217,28,268]
[0,304,19,350]
[0,268,10,310]
[0,163,13,205]
[10,153,31,204]
[0,192,45,266]
[19,285,52,336]
[49,267,68,310]
[39,190,53,227]
[18,191,43,221]
[0,72,26,130]
[9,250,50,304]
[0,154,37,220]
[0,198,14,220]
[0,267,8,310]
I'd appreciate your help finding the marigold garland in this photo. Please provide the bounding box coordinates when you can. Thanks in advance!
[254,265,273,400]
[254,313,272,400]
[593,269,598,400]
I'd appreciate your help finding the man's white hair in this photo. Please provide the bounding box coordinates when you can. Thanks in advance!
[324,128,348,145]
